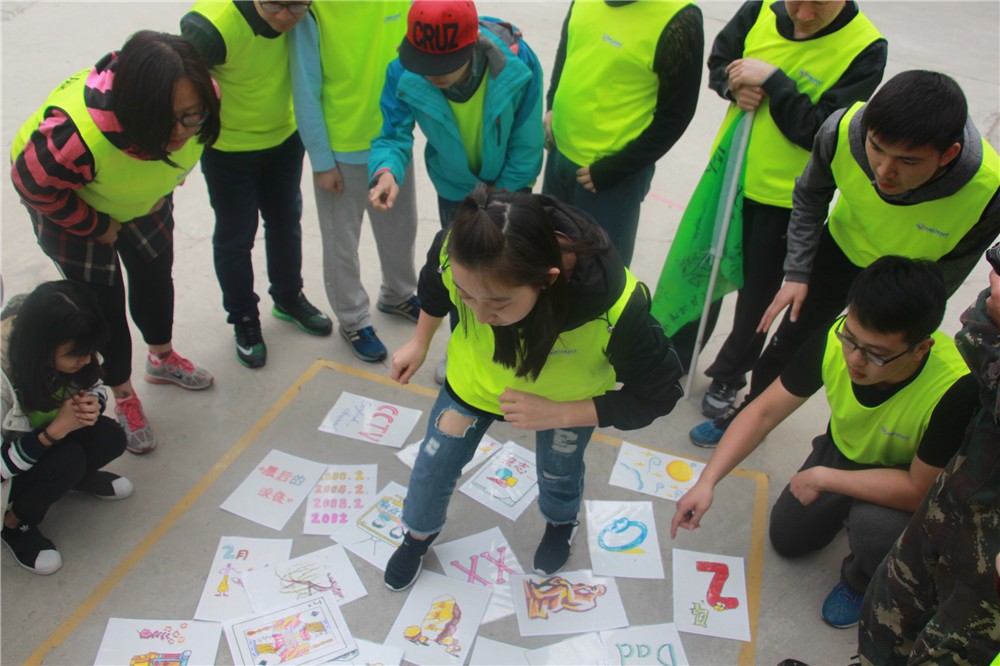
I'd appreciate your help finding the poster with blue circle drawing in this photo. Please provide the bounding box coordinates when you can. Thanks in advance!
[585,500,664,579]
[608,442,705,502]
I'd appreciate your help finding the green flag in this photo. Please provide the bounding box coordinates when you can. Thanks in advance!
[651,111,750,337]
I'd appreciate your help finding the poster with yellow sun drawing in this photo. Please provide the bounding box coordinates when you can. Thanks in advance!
[585,500,664,579]
[608,443,704,502]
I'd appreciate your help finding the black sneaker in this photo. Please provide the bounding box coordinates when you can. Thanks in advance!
[234,316,267,368]
[72,471,135,500]
[384,531,438,591]
[534,521,579,575]
[701,379,741,418]
[2,522,62,575]
[273,291,333,336]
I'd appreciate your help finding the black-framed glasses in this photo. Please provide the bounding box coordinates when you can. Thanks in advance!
[173,110,209,128]
[834,318,915,367]
[259,1,311,14]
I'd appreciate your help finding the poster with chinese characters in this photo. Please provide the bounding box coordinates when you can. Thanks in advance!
[384,571,491,666]
[329,639,404,666]
[224,592,355,665]
[459,441,539,521]
[672,549,751,642]
[244,544,367,612]
[510,570,628,637]
[432,527,525,623]
[331,481,407,571]
[468,637,530,665]
[600,623,690,666]
[524,632,607,665]
[93,619,221,666]
[303,464,377,535]
[194,536,294,621]
[319,392,422,449]
[397,434,501,475]
[585,500,664,579]
[220,450,327,530]
[608,443,704,502]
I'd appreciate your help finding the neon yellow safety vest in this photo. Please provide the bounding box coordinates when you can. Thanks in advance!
[447,75,488,174]
[440,238,637,415]
[829,103,1000,267]
[551,1,689,167]
[714,5,882,207]
[190,1,295,152]
[11,69,203,223]
[823,322,969,466]
[311,1,409,151]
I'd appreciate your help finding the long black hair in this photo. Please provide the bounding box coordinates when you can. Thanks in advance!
[8,281,108,412]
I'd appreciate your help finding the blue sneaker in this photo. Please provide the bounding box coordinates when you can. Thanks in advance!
[377,295,421,323]
[689,416,730,448]
[340,326,387,362]
[821,581,864,629]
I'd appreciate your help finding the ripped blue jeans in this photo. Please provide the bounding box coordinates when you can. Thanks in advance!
[402,388,595,536]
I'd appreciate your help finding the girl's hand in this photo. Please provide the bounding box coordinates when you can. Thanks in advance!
[499,388,561,430]
[71,392,101,427]
[48,392,91,439]
[391,338,428,385]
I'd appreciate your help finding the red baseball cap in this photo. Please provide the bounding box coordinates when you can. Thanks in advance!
[399,0,479,76]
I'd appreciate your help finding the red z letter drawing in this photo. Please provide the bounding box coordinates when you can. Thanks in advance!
[696,561,739,611]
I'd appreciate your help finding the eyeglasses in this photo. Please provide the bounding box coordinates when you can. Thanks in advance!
[173,110,209,128]
[834,319,915,367]
[259,1,311,14]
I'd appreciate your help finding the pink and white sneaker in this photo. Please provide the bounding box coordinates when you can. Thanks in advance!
[144,350,213,390]
[114,394,156,454]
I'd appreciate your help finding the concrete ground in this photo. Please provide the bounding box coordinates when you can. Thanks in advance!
[1,2,997,664]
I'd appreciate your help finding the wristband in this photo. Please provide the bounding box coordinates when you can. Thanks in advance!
[42,428,62,445]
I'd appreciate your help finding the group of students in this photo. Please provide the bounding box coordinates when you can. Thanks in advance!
[2,0,998,663]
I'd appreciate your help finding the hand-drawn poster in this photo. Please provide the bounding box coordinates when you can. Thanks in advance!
[384,571,491,666]
[459,441,539,521]
[94,619,221,666]
[398,434,501,475]
[585,500,664,579]
[220,450,328,530]
[600,623,690,666]
[331,481,407,571]
[329,638,404,666]
[195,537,294,621]
[511,570,628,637]
[672,549,751,642]
[244,544,367,612]
[468,637,530,666]
[608,443,704,502]
[224,592,355,665]
[524,632,607,665]
[303,464,377,535]
[318,392,422,449]
[432,527,525,623]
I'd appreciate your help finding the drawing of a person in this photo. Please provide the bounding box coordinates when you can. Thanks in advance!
[216,562,242,597]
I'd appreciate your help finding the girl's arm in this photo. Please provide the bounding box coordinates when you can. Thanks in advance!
[391,311,444,385]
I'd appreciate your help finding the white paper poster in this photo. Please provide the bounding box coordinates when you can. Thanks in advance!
[585,500,664,579]
[329,638,404,666]
[600,623,689,666]
[331,481,407,571]
[224,592,355,665]
[468,637,530,665]
[525,633,607,665]
[398,434,501,474]
[94,619,221,666]
[303,464,377,535]
[511,570,628,637]
[433,527,525,623]
[319,392,422,448]
[384,571,492,666]
[671,549,751,642]
[194,537,294,621]
[220,450,327,530]
[459,441,539,521]
[608,443,704,502]
[244,544,367,612]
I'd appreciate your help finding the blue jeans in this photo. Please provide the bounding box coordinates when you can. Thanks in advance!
[403,388,595,535]
[542,147,654,267]
[202,132,305,324]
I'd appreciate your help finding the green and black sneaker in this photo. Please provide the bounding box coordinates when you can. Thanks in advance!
[272,291,333,336]
[234,316,267,368]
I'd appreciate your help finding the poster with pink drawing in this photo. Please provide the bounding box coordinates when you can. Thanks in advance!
[432,527,525,623]
[609,442,704,502]
[244,544,366,612]
[194,536,294,621]
[459,441,539,521]
[671,549,751,642]
[303,464,377,535]
[220,450,328,530]
[93,618,221,666]
[510,570,628,637]
[331,481,407,571]
[318,392,422,448]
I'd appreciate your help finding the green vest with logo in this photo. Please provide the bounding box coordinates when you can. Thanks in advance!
[828,103,1000,267]
[311,1,409,151]
[191,0,295,152]
[823,322,969,466]
[11,69,203,223]
[551,1,689,166]
[715,5,882,207]
[440,238,637,415]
